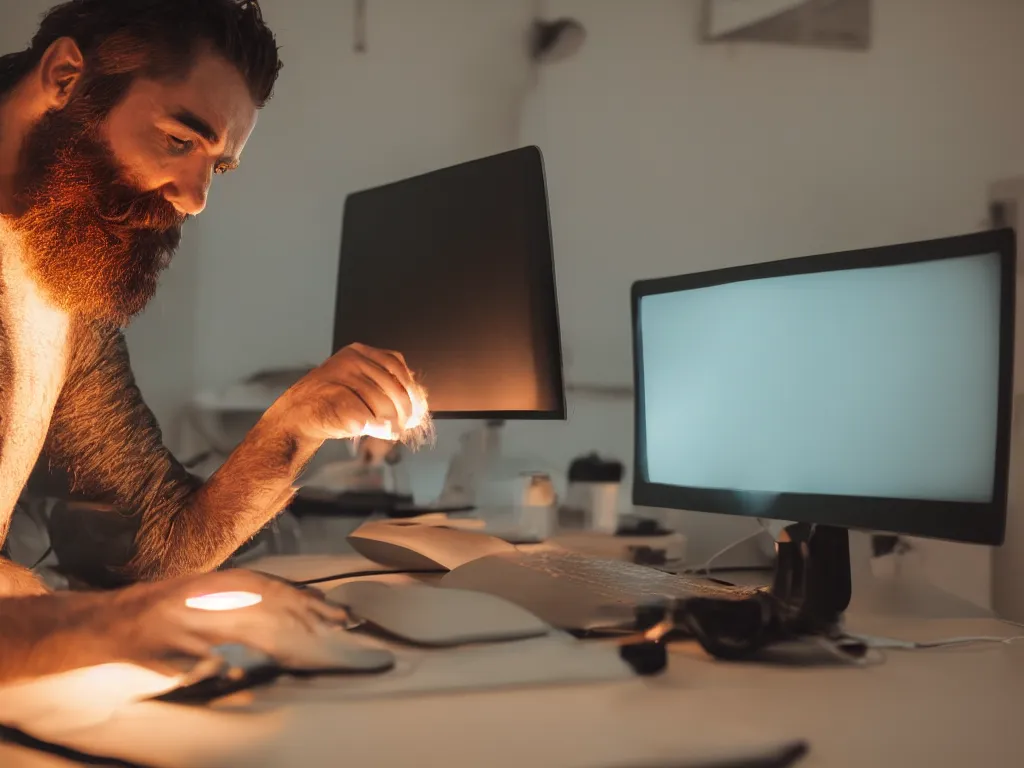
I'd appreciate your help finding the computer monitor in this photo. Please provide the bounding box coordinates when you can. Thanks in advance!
[631,229,1016,547]
[333,146,566,420]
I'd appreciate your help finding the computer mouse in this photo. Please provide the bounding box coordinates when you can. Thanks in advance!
[326,581,550,646]
[156,630,396,703]
[347,520,516,571]
[0,631,393,734]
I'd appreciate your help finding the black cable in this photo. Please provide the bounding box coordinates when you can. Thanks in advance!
[292,568,447,586]
[29,545,53,571]
[0,725,153,768]
[673,564,775,577]
[697,564,775,574]
[181,450,213,469]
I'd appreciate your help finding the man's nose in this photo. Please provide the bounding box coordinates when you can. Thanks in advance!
[163,171,210,216]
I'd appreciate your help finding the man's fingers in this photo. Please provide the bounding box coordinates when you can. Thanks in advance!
[168,632,218,663]
[130,631,216,679]
[352,374,406,425]
[306,595,352,625]
[273,589,337,633]
[357,370,413,427]
[317,386,374,438]
[286,585,351,627]
[314,378,399,433]
[350,344,416,394]
[303,344,428,442]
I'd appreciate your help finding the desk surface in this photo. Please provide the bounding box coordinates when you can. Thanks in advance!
[3,559,1024,768]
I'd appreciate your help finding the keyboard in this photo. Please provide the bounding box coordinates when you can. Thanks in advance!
[441,548,764,631]
[512,550,761,601]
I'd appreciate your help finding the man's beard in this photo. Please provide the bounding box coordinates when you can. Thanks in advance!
[7,104,184,326]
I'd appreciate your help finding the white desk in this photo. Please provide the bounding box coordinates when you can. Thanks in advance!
[3,560,1023,768]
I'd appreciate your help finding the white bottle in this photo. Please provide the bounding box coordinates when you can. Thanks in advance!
[562,453,624,534]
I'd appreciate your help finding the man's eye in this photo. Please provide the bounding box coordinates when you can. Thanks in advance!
[166,135,194,154]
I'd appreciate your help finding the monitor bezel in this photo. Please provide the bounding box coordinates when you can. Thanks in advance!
[631,229,1016,546]
[334,146,567,421]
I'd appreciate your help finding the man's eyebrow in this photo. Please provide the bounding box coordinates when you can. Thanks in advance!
[170,109,220,145]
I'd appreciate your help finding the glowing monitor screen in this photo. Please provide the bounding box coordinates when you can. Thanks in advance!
[639,253,1000,503]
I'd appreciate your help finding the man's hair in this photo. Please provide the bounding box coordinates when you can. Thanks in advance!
[0,0,281,111]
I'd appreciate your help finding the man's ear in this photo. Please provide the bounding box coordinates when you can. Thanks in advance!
[37,37,85,110]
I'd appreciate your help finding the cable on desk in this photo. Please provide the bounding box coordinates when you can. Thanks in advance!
[657,563,774,577]
[29,545,53,571]
[292,568,447,587]
[848,632,1024,650]
[680,520,773,577]
[810,636,886,668]
[0,724,152,768]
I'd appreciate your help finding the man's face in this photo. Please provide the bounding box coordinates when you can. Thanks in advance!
[10,49,258,325]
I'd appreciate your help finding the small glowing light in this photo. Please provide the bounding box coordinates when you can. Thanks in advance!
[360,383,430,441]
[185,591,263,611]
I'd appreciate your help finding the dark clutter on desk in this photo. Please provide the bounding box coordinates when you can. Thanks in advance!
[615,516,676,565]
[291,486,415,518]
[292,486,474,519]
[611,524,867,666]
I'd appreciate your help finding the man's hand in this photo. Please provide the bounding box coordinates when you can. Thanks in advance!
[89,570,349,675]
[0,558,49,597]
[264,343,427,444]
[0,570,351,685]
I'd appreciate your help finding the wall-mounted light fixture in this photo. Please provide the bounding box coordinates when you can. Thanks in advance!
[530,17,587,64]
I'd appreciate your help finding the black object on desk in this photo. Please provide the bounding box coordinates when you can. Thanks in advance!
[291,489,414,518]
[568,452,624,484]
[291,488,473,519]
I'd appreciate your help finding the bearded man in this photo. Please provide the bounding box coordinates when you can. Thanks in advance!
[0,0,425,596]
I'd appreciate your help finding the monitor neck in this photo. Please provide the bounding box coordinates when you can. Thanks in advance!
[771,522,852,629]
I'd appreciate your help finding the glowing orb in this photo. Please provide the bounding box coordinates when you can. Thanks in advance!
[360,385,429,441]
[185,591,263,612]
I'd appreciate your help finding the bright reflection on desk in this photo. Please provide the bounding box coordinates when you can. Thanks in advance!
[0,663,183,734]
[186,591,263,611]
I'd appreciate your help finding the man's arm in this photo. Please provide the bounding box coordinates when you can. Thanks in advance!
[46,323,419,582]
[0,592,110,683]
[0,559,48,597]
[44,324,322,581]
[0,506,50,596]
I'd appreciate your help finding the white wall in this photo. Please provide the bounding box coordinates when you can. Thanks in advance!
[528,0,1024,387]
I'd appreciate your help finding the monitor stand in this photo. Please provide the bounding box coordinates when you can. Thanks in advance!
[771,522,852,631]
[770,523,992,623]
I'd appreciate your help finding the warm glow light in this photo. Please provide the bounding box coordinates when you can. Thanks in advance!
[360,398,425,439]
[185,591,263,611]
[359,381,433,447]
[0,663,184,734]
